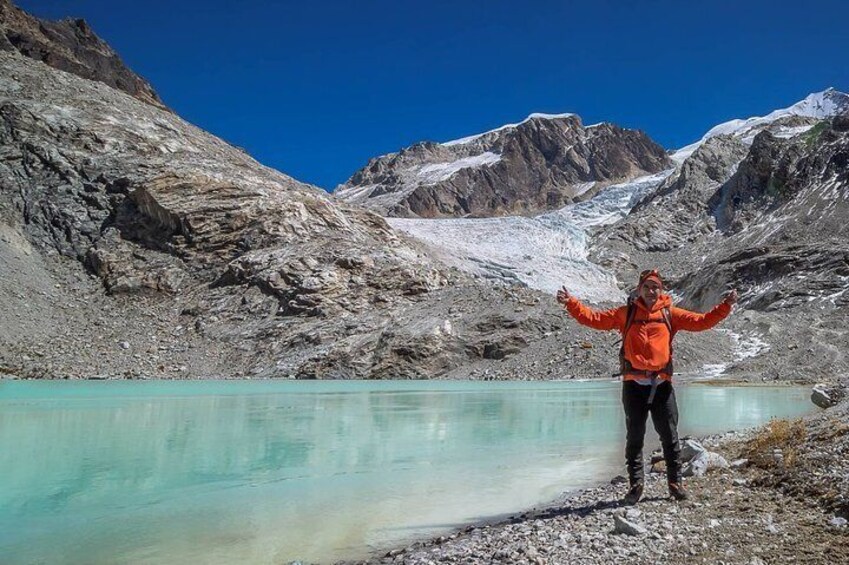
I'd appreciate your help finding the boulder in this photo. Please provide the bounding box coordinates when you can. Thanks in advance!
[811,384,844,409]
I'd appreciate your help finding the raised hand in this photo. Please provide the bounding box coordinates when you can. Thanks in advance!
[556,285,571,306]
[723,289,739,305]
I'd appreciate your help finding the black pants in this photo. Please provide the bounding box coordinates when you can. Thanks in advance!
[621,380,681,485]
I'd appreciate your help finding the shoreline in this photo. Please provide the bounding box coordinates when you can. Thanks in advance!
[345,392,849,565]
[0,373,832,386]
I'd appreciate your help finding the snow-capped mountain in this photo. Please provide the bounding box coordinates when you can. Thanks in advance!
[672,88,849,163]
[335,113,671,218]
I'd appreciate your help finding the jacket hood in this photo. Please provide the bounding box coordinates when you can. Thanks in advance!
[636,293,672,313]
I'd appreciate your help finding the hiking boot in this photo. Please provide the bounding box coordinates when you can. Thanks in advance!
[623,482,644,505]
[668,481,689,501]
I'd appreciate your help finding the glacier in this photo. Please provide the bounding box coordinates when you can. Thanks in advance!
[389,170,672,302]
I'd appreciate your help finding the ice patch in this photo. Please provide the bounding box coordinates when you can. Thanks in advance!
[721,329,771,362]
[698,363,729,379]
[416,152,501,184]
[771,124,816,139]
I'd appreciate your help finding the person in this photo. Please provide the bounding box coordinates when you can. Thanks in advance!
[556,270,737,504]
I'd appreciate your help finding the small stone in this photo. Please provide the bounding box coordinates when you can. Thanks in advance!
[119,341,130,350]
[829,517,848,528]
[614,513,647,536]
[709,519,721,528]
[732,478,748,487]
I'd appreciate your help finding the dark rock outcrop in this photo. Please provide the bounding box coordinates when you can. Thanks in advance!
[0,0,165,109]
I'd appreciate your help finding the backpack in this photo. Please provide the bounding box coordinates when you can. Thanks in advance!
[618,291,675,377]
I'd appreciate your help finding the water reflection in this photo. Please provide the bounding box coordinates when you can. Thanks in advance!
[0,381,813,564]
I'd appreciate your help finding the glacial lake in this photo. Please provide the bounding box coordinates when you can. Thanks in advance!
[0,380,815,564]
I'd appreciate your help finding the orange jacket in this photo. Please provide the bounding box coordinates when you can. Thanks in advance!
[564,294,732,381]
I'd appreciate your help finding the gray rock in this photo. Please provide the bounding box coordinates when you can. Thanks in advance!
[613,513,647,536]
[681,438,707,462]
[829,516,848,528]
[812,385,837,409]
[730,458,749,469]
[706,452,730,470]
[683,451,707,477]
[625,508,642,521]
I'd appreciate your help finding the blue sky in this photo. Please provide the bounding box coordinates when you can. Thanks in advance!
[18,0,849,190]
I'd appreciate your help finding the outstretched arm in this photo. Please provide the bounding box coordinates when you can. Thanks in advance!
[557,286,625,331]
[671,290,737,332]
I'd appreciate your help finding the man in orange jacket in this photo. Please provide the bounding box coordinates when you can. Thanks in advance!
[556,270,737,503]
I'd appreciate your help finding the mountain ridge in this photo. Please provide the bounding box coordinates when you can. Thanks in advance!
[335,113,671,218]
[0,0,165,109]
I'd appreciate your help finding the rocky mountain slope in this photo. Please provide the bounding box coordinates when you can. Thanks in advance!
[0,45,578,381]
[0,0,164,109]
[590,90,849,381]
[335,113,671,218]
[3,1,678,382]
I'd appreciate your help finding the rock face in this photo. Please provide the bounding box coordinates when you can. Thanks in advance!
[335,113,672,218]
[0,47,439,378]
[0,0,165,109]
[595,135,749,255]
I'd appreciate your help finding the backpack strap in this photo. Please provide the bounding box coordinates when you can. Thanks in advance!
[619,300,638,375]
[661,306,675,377]
[660,306,673,335]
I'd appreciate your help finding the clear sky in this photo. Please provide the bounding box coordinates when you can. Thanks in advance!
[17,0,849,190]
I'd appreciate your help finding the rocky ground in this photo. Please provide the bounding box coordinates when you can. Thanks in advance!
[346,390,849,565]
[0,240,736,382]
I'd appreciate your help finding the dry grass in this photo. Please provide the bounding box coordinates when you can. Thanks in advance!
[744,418,807,468]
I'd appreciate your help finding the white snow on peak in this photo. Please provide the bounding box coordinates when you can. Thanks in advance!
[672,88,849,163]
[336,151,502,207]
[416,152,501,184]
[442,113,577,146]
[389,170,673,302]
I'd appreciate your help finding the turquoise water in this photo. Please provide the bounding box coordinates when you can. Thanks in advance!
[0,380,815,564]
